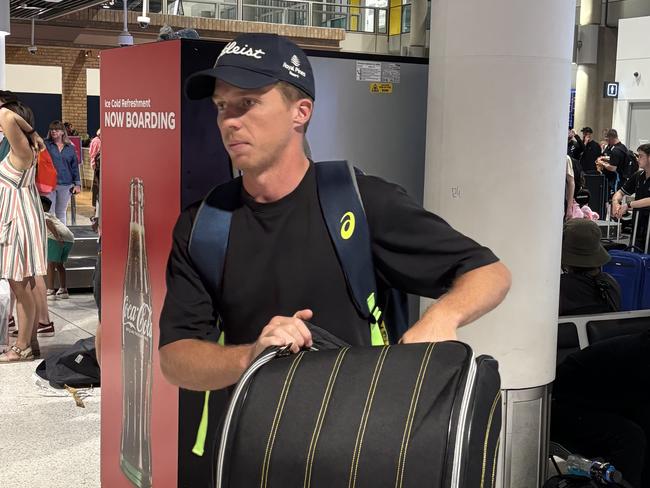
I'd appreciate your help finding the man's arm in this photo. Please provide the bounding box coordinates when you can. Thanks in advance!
[160,310,313,391]
[401,261,511,343]
[160,340,254,391]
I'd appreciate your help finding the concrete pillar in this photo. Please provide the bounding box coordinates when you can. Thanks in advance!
[579,0,601,26]
[573,0,617,138]
[424,1,575,486]
[406,0,427,57]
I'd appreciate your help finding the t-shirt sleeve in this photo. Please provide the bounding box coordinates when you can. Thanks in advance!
[621,171,639,196]
[609,146,626,168]
[358,175,500,299]
[159,205,221,349]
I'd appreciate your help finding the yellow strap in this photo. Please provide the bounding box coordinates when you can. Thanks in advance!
[192,331,225,457]
[192,391,211,456]
[367,293,389,346]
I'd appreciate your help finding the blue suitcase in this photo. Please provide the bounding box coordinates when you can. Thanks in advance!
[603,213,650,311]
[603,251,645,311]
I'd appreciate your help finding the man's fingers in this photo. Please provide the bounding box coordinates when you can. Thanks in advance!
[293,309,313,321]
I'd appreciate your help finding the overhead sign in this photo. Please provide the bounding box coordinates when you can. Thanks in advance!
[370,83,393,94]
[603,82,619,98]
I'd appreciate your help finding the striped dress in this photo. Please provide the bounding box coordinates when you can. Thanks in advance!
[0,153,47,281]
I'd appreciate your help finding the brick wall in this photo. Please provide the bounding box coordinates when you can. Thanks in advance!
[6,46,100,136]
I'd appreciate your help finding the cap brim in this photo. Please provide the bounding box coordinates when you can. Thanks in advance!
[185,66,279,100]
[562,243,611,268]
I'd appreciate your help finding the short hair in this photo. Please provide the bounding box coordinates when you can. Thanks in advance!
[276,81,313,134]
[638,143,650,158]
[40,195,52,212]
[606,129,619,139]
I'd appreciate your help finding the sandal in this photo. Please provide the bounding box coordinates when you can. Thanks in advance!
[7,316,16,332]
[0,345,34,363]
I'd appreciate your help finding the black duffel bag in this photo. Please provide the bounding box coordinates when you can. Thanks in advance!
[215,341,501,488]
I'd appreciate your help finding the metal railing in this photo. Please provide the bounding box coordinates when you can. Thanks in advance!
[106,0,431,36]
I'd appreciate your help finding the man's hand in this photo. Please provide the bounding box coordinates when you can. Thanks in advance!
[249,310,314,363]
[400,318,458,344]
[71,185,82,194]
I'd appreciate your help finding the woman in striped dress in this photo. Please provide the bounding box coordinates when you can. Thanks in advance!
[0,95,47,362]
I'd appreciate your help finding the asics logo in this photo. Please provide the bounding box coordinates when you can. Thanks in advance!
[340,211,355,240]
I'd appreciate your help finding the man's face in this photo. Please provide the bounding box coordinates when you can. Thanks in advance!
[213,80,296,173]
[638,151,649,171]
[582,131,591,142]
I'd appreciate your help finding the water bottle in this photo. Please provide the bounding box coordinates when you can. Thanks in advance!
[566,454,623,484]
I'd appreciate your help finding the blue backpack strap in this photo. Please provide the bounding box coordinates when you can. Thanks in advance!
[188,178,242,299]
[315,161,389,346]
[187,178,241,458]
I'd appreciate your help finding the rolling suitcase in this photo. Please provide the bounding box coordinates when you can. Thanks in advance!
[584,174,607,219]
[603,213,650,311]
[215,341,501,488]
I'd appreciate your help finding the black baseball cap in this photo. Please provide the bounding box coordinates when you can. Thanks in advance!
[185,33,315,101]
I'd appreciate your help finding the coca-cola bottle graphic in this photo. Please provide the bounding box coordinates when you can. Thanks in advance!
[120,178,153,488]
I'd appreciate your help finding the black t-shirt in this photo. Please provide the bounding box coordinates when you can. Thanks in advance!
[621,169,650,202]
[579,140,602,173]
[622,169,650,249]
[603,142,628,183]
[159,163,499,348]
[558,271,621,316]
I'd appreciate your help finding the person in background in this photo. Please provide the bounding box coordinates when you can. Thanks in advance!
[0,93,47,362]
[40,196,75,300]
[567,128,584,161]
[579,126,602,174]
[559,219,620,316]
[612,143,650,251]
[45,120,81,225]
[597,129,630,191]
[63,121,79,137]
[89,129,101,208]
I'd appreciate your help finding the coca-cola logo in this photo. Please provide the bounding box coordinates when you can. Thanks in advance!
[123,296,153,338]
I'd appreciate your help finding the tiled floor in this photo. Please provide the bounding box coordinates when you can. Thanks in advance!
[0,293,100,488]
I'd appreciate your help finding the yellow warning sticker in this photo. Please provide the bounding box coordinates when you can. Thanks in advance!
[369,83,393,94]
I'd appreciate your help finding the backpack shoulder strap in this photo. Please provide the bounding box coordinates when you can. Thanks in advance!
[315,161,387,345]
[188,177,242,298]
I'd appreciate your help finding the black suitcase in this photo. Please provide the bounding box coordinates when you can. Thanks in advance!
[584,174,608,219]
[215,342,501,488]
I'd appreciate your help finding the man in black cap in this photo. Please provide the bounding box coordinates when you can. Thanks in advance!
[559,219,620,316]
[157,33,511,482]
[579,126,603,174]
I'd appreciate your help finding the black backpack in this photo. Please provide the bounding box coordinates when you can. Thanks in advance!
[35,337,100,389]
[611,146,639,182]
[623,149,639,181]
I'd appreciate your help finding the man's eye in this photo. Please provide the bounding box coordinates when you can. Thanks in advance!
[242,99,256,108]
[215,102,226,111]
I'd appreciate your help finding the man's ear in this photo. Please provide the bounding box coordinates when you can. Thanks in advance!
[294,98,313,129]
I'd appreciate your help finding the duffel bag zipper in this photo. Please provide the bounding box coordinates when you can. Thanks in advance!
[216,347,288,487]
[450,352,477,488]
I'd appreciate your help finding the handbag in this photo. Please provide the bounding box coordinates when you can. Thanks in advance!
[35,149,58,195]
